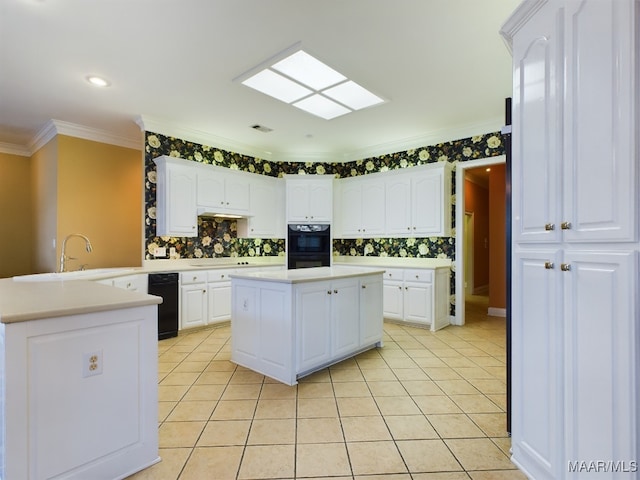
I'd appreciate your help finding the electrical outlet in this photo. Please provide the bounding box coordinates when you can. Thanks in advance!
[169,247,176,258]
[255,246,260,256]
[83,350,103,377]
[153,246,167,257]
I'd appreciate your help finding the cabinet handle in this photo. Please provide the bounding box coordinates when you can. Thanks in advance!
[561,222,572,230]
[545,223,555,231]
[126,282,132,288]
[560,263,571,271]
[327,290,332,295]
[544,261,554,269]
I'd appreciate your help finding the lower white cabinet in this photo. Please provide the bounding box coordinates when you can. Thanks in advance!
[180,271,208,330]
[231,270,384,385]
[382,267,449,331]
[207,269,233,325]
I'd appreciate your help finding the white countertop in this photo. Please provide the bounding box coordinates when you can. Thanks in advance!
[0,278,162,324]
[230,266,385,284]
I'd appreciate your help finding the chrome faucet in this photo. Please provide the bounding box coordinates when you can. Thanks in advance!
[59,234,93,272]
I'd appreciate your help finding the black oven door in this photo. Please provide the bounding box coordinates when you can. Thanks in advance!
[287,224,331,269]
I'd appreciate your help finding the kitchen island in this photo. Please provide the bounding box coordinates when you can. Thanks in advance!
[230,266,384,385]
[0,278,162,480]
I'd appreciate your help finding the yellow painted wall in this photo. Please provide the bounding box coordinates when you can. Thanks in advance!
[0,151,33,277]
[31,138,59,273]
[56,135,143,270]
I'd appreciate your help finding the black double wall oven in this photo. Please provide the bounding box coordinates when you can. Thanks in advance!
[287,224,331,269]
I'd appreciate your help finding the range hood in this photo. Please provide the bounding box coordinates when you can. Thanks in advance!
[196,207,251,219]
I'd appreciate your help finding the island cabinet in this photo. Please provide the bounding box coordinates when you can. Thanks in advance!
[502,1,639,479]
[0,280,161,480]
[230,267,384,385]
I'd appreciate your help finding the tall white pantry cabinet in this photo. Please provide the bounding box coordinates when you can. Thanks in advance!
[501,1,638,479]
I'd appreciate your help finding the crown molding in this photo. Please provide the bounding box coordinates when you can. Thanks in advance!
[29,119,142,154]
[0,142,31,157]
[137,114,504,164]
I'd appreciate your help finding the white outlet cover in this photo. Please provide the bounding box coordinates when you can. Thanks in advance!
[82,350,103,377]
[153,247,167,257]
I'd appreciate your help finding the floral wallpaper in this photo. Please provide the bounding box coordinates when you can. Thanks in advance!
[144,130,506,315]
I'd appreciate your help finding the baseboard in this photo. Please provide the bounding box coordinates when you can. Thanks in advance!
[488,307,506,317]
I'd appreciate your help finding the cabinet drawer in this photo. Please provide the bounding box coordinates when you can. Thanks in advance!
[207,269,235,282]
[403,269,433,283]
[180,271,208,284]
[382,268,404,281]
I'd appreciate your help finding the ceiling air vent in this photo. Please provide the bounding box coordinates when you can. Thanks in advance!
[251,124,273,133]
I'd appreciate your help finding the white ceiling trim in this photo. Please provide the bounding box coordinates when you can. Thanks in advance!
[29,119,142,154]
[138,114,505,164]
[0,142,31,157]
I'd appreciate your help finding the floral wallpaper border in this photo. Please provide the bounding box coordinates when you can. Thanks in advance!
[144,130,506,315]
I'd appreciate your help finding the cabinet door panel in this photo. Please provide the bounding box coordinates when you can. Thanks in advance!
[385,177,411,235]
[563,0,635,242]
[382,281,403,320]
[511,248,562,480]
[296,283,331,372]
[340,182,362,236]
[403,282,432,324]
[225,175,250,212]
[208,283,231,324]
[411,173,442,235]
[197,172,225,208]
[180,285,207,329]
[361,180,385,235]
[331,279,360,357]
[308,182,332,221]
[511,7,562,243]
[287,183,310,222]
[360,276,383,345]
[563,250,637,469]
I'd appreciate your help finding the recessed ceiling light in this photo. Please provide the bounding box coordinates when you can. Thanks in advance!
[86,75,110,87]
[235,45,386,120]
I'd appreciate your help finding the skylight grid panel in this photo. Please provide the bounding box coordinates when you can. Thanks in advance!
[292,94,351,120]
[272,50,346,91]
[322,80,384,110]
[242,69,312,104]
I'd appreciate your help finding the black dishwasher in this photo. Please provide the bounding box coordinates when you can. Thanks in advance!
[148,273,179,340]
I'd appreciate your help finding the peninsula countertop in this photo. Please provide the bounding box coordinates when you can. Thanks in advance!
[230,266,385,284]
[0,278,162,324]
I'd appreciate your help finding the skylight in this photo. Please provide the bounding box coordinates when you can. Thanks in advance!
[236,47,385,120]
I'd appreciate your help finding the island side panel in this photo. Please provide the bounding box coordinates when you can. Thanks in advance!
[231,279,295,385]
[3,305,159,480]
[360,274,384,347]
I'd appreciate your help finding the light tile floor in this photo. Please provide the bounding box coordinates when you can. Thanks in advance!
[128,296,527,480]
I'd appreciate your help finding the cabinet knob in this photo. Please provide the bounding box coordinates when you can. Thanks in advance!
[327,290,332,295]
[333,289,338,294]
[126,282,132,288]
[407,227,410,231]
[193,276,197,281]
[362,285,366,289]
[192,226,196,230]
[202,289,206,294]
[561,221,572,230]
[560,263,571,271]
[415,274,419,279]
[398,286,402,290]
[405,286,409,290]
[544,261,554,269]
[544,223,555,231]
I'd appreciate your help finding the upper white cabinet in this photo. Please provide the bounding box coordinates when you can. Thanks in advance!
[238,174,285,238]
[153,156,198,237]
[196,165,250,215]
[384,163,452,237]
[285,175,333,223]
[502,1,639,478]
[337,176,385,237]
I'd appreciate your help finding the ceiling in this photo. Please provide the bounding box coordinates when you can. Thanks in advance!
[0,0,517,162]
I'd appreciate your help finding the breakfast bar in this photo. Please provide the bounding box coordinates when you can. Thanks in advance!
[230,266,384,385]
[0,279,162,480]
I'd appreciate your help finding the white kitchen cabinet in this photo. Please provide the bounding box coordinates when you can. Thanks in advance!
[196,165,250,215]
[285,175,333,223]
[153,156,198,237]
[381,267,449,331]
[207,268,233,325]
[238,174,285,238]
[337,176,385,237]
[179,271,207,329]
[384,163,452,237]
[502,1,639,478]
[231,268,384,385]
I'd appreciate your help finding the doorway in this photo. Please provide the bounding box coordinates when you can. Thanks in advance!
[454,155,506,326]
